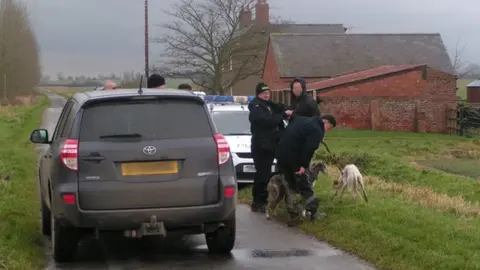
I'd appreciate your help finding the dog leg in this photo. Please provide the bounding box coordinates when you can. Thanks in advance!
[351,177,358,202]
[358,176,369,202]
[266,184,279,220]
[338,183,347,201]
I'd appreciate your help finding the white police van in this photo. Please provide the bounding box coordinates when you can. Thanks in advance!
[201,95,284,184]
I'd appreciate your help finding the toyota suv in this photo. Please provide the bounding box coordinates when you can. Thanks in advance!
[30,89,237,262]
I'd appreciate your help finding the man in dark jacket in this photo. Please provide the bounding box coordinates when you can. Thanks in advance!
[275,114,336,224]
[248,82,293,212]
[289,77,320,122]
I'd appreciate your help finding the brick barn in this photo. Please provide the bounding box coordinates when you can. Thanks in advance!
[262,33,455,91]
[308,65,457,133]
[223,0,346,96]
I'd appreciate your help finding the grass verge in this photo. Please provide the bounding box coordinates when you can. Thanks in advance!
[42,86,90,99]
[0,96,49,269]
[239,130,480,270]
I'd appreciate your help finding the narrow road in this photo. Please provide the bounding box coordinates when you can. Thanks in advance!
[39,92,374,270]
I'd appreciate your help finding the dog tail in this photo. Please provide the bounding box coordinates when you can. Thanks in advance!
[358,176,368,202]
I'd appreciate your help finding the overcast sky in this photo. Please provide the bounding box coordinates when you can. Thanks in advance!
[26,0,479,77]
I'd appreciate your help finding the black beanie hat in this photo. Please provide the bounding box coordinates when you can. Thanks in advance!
[147,74,166,88]
[255,82,270,95]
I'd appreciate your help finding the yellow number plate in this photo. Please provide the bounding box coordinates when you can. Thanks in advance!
[121,161,178,176]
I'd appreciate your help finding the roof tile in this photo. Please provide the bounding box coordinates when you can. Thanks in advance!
[307,65,425,91]
[269,33,455,77]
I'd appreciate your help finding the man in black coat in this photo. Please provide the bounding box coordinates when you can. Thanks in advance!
[275,114,337,224]
[289,77,320,122]
[248,82,293,212]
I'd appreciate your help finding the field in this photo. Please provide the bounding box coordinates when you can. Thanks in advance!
[239,129,480,270]
[457,78,474,100]
[40,78,201,99]
[0,97,49,269]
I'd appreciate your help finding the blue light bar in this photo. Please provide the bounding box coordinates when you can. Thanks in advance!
[200,95,255,104]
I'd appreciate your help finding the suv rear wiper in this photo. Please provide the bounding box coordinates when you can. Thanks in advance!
[99,133,142,139]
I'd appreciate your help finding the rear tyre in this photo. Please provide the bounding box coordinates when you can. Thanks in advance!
[41,199,51,236]
[51,214,79,262]
[205,212,236,254]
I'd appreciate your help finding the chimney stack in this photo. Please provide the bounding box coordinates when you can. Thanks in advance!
[239,9,252,28]
[255,0,269,25]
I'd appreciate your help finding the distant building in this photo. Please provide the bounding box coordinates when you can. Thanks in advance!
[304,64,456,133]
[263,33,455,91]
[223,0,346,96]
[466,79,480,103]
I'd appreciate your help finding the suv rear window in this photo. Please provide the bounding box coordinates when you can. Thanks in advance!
[79,98,213,141]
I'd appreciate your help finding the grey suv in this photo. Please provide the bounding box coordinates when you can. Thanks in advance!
[30,89,237,262]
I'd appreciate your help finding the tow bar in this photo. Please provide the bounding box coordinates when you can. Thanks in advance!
[124,215,167,238]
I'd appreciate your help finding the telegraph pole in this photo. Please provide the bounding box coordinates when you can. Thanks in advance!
[144,0,149,80]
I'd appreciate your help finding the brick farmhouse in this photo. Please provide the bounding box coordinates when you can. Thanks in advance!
[223,0,346,96]
[262,33,457,133]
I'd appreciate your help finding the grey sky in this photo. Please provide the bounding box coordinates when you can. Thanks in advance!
[26,0,479,77]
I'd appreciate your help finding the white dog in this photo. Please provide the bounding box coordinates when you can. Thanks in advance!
[333,164,368,202]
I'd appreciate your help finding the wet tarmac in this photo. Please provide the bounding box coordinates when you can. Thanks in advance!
[39,92,375,270]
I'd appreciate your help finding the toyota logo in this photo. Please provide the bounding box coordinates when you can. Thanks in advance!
[143,146,156,155]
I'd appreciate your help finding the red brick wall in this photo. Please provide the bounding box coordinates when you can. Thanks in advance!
[423,67,457,101]
[316,68,457,133]
[319,96,453,133]
[317,69,425,97]
[262,42,282,89]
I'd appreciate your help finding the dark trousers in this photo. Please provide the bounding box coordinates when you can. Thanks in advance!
[277,161,319,213]
[251,146,275,205]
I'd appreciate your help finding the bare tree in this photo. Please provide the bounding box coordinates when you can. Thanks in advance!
[452,38,473,78]
[156,0,269,94]
[0,0,41,104]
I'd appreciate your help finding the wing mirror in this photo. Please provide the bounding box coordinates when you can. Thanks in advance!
[30,129,50,144]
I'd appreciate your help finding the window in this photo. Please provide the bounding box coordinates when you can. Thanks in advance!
[79,99,213,141]
[211,111,250,135]
[52,100,74,140]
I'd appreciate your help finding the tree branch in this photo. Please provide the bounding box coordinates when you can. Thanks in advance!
[156,0,274,94]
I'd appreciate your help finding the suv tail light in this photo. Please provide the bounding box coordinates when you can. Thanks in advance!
[214,133,230,165]
[60,139,78,171]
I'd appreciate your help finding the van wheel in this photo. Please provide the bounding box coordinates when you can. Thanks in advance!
[41,199,51,236]
[51,215,79,262]
[205,212,236,254]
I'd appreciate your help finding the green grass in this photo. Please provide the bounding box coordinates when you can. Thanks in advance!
[239,129,480,270]
[0,97,49,269]
[457,78,473,100]
[44,87,90,99]
[417,158,480,179]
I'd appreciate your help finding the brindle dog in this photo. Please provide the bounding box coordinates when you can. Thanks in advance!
[266,163,328,221]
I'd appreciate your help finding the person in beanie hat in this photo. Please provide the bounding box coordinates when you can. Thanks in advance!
[248,82,293,212]
[147,74,166,88]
